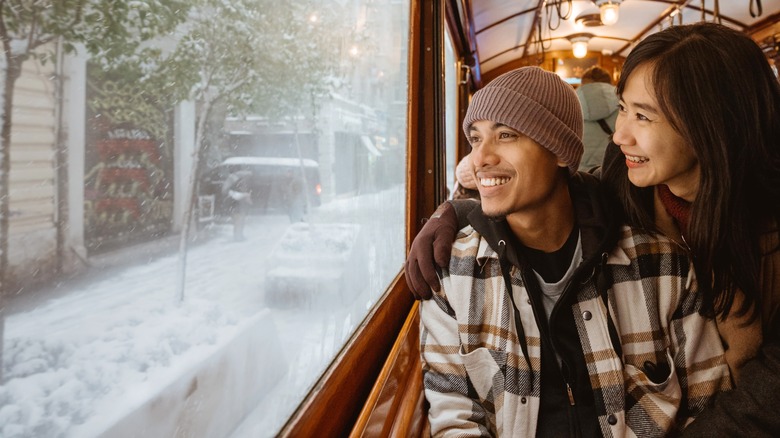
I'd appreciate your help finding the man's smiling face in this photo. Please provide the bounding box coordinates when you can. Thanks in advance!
[468,120,567,218]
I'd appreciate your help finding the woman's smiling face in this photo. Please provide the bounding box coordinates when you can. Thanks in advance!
[612,63,701,201]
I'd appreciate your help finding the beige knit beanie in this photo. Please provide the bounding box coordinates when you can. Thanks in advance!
[463,66,584,174]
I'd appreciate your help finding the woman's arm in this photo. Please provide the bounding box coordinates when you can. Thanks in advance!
[405,153,481,299]
[405,200,479,299]
[715,290,762,382]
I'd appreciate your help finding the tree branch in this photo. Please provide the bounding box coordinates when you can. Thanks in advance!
[65,0,87,34]
[0,0,12,56]
[223,76,249,94]
[27,0,77,53]
[26,3,39,55]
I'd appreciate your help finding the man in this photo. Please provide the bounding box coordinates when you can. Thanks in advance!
[222,167,252,241]
[419,67,730,437]
[283,169,305,223]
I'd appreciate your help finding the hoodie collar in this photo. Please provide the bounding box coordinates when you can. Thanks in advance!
[467,172,625,267]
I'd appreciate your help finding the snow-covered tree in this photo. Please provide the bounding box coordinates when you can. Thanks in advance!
[0,0,350,378]
[0,0,190,381]
[161,0,346,301]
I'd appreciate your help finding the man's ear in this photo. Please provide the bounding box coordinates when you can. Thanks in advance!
[557,159,568,169]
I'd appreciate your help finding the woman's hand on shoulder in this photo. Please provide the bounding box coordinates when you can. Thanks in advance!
[405,202,459,299]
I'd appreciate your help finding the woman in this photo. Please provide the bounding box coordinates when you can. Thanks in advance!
[405,22,780,435]
[601,22,780,435]
[603,22,780,378]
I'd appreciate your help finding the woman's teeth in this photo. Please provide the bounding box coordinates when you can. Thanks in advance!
[626,155,649,163]
[480,177,509,187]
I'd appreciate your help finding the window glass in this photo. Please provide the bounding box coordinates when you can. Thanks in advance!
[444,27,458,197]
[0,1,408,436]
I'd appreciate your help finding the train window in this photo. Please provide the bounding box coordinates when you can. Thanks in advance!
[0,1,408,437]
[444,27,459,197]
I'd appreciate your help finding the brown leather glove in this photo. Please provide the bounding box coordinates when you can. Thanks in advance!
[404,202,459,299]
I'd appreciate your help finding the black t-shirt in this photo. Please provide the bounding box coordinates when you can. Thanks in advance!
[518,224,580,283]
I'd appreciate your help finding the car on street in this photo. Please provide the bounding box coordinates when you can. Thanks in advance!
[199,156,322,217]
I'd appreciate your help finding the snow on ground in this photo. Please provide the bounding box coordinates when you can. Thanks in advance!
[0,185,405,438]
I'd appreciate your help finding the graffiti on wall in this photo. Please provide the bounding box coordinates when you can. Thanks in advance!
[85,71,174,253]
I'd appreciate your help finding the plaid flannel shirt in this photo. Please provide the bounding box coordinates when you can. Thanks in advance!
[420,224,732,437]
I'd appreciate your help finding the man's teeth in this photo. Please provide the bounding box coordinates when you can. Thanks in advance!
[480,177,510,187]
[626,155,649,163]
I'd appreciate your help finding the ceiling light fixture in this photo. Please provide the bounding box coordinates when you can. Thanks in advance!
[568,33,593,59]
[595,0,622,26]
[574,13,603,27]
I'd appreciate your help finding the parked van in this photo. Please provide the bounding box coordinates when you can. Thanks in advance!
[200,156,322,217]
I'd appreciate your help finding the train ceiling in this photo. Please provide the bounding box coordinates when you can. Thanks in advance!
[457,0,780,75]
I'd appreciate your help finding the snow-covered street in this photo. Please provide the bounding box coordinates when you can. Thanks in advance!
[0,185,405,438]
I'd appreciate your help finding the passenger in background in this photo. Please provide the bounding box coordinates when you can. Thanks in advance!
[284,169,305,223]
[407,22,780,437]
[419,66,729,437]
[576,66,618,171]
[450,152,479,200]
[222,167,252,241]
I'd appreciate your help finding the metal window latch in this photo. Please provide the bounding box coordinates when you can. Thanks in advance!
[460,65,471,85]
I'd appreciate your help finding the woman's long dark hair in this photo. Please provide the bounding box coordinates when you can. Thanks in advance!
[603,22,780,320]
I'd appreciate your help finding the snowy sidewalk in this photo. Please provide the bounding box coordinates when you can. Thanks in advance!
[1,185,406,438]
[1,215,293,437]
